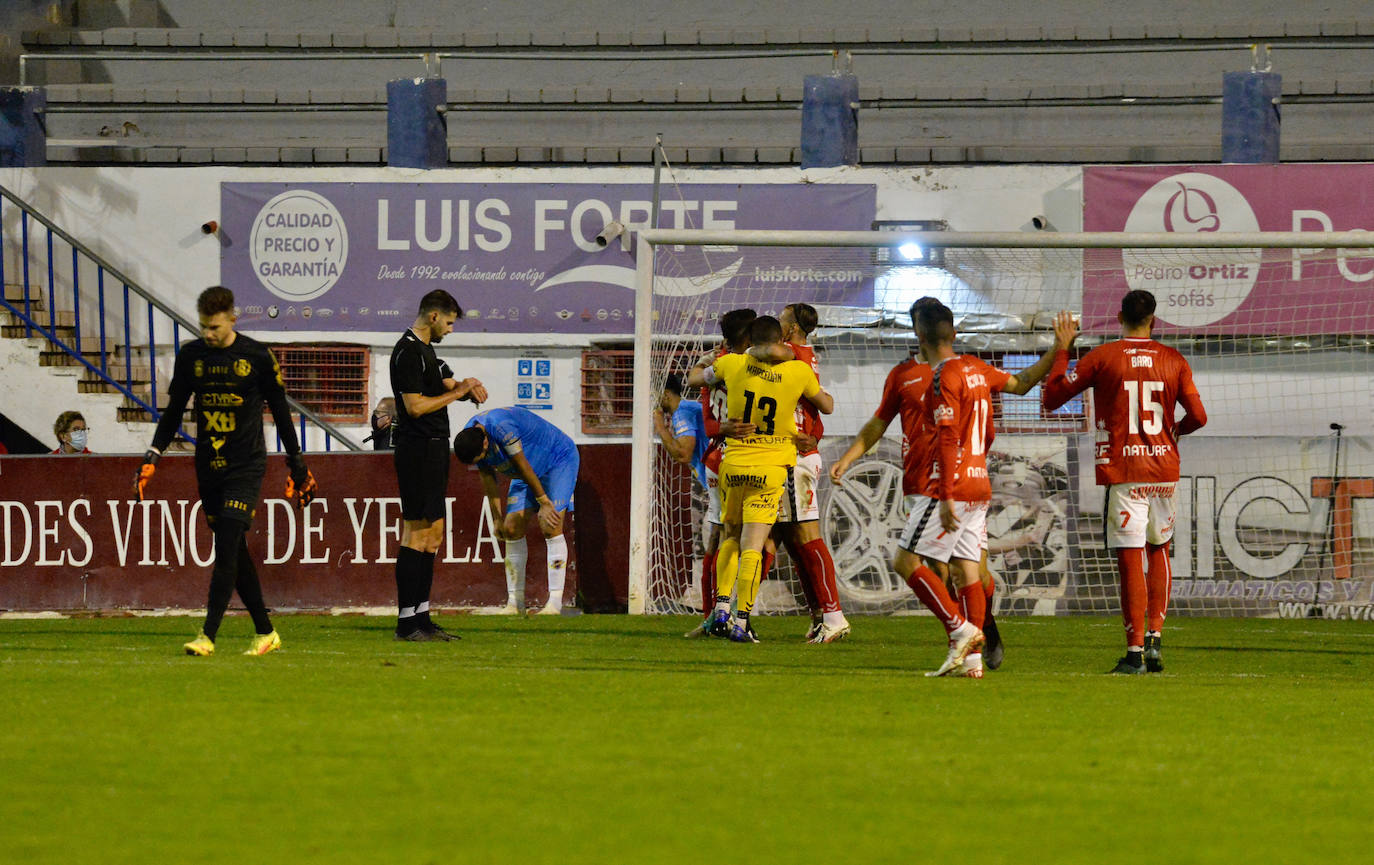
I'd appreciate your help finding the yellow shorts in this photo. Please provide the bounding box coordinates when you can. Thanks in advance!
[720,462,788,525]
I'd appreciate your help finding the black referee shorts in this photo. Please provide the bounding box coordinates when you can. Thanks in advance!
[394,436,451,522]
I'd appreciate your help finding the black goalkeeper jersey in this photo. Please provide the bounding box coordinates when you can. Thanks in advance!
[390,329,454,441]
[151,333,300,477]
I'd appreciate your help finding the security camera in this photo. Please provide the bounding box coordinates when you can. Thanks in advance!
[595,221,625,248]
[1031,215,1054,231]
[201,220,219,234]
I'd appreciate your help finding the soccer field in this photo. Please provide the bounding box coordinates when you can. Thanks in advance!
[1,614,1369,865]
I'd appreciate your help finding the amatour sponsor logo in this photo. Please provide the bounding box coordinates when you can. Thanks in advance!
[1122,172,1261,328]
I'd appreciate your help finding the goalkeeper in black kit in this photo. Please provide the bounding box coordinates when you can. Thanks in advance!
[133,286,318,657]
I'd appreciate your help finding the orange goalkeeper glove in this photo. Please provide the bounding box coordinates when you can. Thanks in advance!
[133,449,159,501]
[284,452,318,508]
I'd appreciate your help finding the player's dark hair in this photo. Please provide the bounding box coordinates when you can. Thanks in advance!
[908,295,942,328]
[197,286,235,317]
[1120,289,1157,328]
[749,314,784,345]
[452,426,487,463]
[418,289,462,318]
[663,372,685,397]
[719,308,757,349]
[785,302,819,335]
[914,300,956,345]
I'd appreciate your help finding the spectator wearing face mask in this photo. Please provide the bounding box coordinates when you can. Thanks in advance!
[367,397,398,450]
[53,411,92,454]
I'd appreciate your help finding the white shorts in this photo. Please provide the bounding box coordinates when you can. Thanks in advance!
[776,452,822,523]
[899,495,988,563]
[1105,482,1177,548]
[705,464,722,526]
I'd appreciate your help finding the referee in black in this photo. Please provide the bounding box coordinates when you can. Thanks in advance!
[390,289,487,640]
[134,286,317,657]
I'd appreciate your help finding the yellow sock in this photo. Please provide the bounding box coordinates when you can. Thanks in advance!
[736,550,763,615]
[714,538,741,603]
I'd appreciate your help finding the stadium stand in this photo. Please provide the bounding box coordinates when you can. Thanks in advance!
[6,0,1374,165]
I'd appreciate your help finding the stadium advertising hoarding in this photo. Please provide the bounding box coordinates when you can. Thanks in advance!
[220,182,877,334]
[1082,165,1374,335]
[0,447,631,612]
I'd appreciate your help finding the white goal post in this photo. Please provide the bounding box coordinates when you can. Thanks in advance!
[628,229,1374,617]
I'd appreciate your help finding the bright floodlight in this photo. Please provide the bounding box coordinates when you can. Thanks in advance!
[898,242,923,261]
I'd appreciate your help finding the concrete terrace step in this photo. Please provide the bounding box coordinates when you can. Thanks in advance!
[22,21,1374,49]
[37,79,1374,106]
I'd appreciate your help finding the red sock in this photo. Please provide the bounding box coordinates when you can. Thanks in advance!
[801,538,842,614]
[959,583,986,629]
[1146,541,1171,633]
[983,577,994,602]
[701,552,717,616]
[761,550,775,582]
[1117,547,1147,648]
[783,538,821,615]
[906,565,964,633]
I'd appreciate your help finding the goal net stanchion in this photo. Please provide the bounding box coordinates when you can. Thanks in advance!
[629,229,1374,619]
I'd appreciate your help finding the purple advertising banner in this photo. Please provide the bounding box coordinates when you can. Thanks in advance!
[1082,165,1374,335]
[220,182,877,333]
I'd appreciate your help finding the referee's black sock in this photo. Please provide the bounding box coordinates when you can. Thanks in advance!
[395,546,423,634]
[416,551,437,628]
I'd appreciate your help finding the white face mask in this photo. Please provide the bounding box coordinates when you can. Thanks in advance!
[68,429,88,451]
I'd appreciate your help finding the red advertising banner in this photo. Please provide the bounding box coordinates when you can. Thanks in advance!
[0,446,632,612]
[1082,165,1374,335]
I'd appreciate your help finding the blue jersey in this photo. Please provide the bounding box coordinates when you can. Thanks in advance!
[671,398,709,489]
[465,407,576,479]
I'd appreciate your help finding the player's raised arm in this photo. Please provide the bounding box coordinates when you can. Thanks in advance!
[830,414,891,484]
[1005,311,1080,395]
[653,406,696,465]
[746,342,795,364]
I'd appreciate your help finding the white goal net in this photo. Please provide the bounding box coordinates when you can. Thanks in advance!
[628,230,1374,622]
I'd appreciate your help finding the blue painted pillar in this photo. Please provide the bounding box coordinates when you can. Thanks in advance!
[0,87,47,167]
[1222,71,1281,163]
[800,73,859,168]
[386,78,447,169]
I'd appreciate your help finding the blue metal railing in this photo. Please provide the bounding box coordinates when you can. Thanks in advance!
[0,182,361,452]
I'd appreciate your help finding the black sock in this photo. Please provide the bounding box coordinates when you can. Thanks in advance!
[235,537,274,635]
[395,546,423,633]
[417,551,436,628]
[203,519,247,640]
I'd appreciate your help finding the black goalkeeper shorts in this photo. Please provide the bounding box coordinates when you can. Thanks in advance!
[394,436,451,522]
[198,470,265,527]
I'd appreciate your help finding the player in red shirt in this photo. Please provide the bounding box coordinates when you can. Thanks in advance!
[772,302,849,643]
[916,300,1076,677]
[833,298,1075,676]
[1043,289,1207,674]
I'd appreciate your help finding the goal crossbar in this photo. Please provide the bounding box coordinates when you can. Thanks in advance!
[639,229,1374,249]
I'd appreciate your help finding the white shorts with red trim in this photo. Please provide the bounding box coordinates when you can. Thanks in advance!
[1105,482,1177,548]
[899,495,988,563]
[776,451,822,523]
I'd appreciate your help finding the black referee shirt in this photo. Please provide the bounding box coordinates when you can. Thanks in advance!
[390,328,454,441]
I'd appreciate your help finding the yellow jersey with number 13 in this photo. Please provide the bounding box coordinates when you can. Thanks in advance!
[708,353,821,467]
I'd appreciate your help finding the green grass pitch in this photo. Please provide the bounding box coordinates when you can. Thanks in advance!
[1,614,1370,865]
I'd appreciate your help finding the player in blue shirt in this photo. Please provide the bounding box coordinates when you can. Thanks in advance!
[453,407,580,615]
[653,373,709,489]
